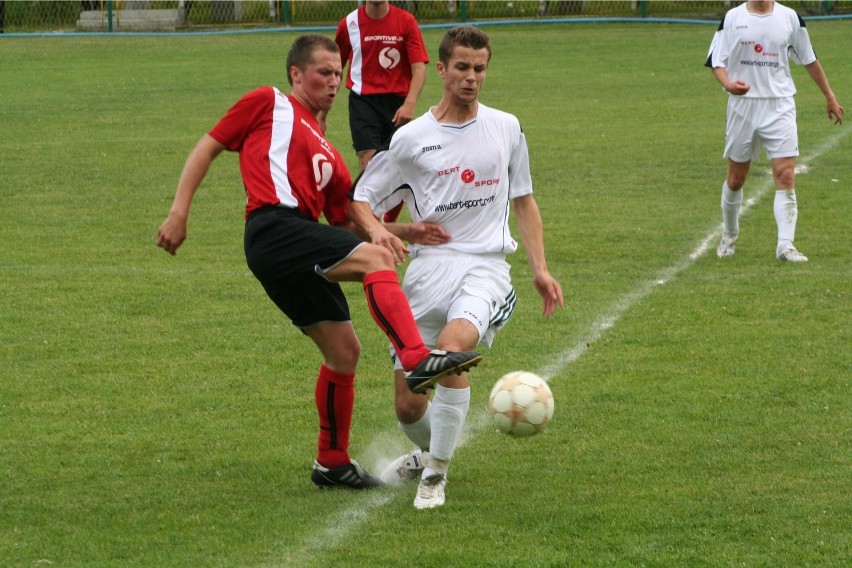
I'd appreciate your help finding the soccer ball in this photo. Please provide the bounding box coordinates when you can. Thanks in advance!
[488,371,554,437]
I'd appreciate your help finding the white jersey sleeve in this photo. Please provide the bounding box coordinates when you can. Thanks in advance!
[351,149,407,217]
[508,129,533,199]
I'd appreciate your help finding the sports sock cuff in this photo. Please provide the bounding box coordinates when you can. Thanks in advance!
[362,269,399,287]
[435,385,471,404]
[722,182,743,203]
[319,364,355,386]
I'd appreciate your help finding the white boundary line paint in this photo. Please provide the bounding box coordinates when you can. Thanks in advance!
[263,128,848,567]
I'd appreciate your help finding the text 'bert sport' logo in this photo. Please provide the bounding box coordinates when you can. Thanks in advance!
[312,153,332,191]
[379,47,401,70]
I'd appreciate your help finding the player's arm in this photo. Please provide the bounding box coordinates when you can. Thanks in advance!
[348,199,410,265]
[513,194,564,317]
[393,62,426,127]
[385,220,450,246]
[804,60,844,125]
[711,66,750,96]
[156,134,226,255]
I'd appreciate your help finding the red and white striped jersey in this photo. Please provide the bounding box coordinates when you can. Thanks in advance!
[336,5,429,97]
[209,87,352,224]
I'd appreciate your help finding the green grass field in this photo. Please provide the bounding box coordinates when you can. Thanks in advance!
[1,21,850,567]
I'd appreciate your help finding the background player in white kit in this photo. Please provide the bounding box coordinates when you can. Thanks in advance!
[350,26,564,509]
[705,0,843,262]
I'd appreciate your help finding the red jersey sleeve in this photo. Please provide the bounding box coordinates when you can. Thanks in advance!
[209,87,271,151]
[335,18,352,72]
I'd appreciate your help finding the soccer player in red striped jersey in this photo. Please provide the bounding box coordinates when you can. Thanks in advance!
[156,35,481,490]
[333,0,428,171]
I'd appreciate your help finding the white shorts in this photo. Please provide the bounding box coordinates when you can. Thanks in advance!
[391,249,516,370]
[724,96,798,162]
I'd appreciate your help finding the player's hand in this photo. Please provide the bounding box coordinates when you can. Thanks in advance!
[827,98,844,125]
[156,212,188,256]
[368,224,409,266]
[404,222,451,246]
[393,101,416,127]
[725,80,750,96]
[533,272,564,317]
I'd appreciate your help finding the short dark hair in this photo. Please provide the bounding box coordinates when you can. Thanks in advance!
[286,34,339,86]
[438,25,492,66]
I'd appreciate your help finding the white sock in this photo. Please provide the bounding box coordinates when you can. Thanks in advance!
[721,181,742,239]
[774,189,798,249]
[399,402,431,451]
[424,385,470,475]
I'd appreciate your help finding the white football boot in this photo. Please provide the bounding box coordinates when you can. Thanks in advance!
[413,473,447,509]
[776,244,808,262]
[716,235,738,258]
[379,448,425,485]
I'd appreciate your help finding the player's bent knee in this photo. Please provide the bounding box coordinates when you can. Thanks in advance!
[360,244,396,271]
[395,396,428,424]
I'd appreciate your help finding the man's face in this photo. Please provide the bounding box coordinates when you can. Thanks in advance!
[291,49,343,113]
[438,45,489,105]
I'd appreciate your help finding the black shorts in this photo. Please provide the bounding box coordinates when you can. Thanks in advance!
[243,206,365,328]
[348,92,405,153]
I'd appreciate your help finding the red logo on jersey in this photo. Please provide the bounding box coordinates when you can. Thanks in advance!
[754,43,763,53]
[379,47,401,70]
[312,153,332,191]
[461,169,476,184]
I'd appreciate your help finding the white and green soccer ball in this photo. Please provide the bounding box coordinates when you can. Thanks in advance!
[488,371,554,437]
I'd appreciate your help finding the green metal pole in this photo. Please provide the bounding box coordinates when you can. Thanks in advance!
[106,0,113,32]
[280,0,291,25]
[638,0,648,19]
[459,0,468,23]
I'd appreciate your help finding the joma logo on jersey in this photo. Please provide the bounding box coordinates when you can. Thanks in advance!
[421,145,442,153]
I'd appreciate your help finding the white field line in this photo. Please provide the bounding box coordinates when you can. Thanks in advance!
[261,127,848,567]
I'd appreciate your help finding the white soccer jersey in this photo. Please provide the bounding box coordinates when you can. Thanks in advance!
[352,103,533,256]
[705,2,817,98]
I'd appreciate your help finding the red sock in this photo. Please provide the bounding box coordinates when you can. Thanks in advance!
[363,270,430,371]
[315,365,355,469]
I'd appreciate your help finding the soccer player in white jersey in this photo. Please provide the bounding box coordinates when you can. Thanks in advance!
[349,26,564,509]
[705,0,843,261]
